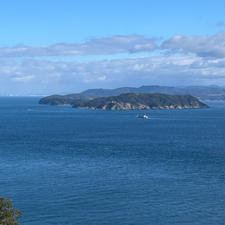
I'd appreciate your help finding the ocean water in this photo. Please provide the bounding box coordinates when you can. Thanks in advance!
[0,97,224,225]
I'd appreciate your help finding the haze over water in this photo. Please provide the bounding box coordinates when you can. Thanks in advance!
[0,97,224,225]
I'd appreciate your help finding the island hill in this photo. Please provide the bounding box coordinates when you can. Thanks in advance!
[39,92,208,110]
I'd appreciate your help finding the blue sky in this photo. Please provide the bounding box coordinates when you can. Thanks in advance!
[0,0,224,95]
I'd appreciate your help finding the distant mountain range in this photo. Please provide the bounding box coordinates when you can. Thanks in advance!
[81,85,225,101]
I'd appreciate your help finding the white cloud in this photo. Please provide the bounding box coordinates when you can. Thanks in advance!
[0,33,224,60]
[0,35,159,58]
[161,32,225,58]
[0,32,225,95]
[11,74,35,82]
[97,75,106,81]
[0,54,224,95]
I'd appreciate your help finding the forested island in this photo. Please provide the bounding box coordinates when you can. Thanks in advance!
[39,85,224,107]
[40,92,208,110]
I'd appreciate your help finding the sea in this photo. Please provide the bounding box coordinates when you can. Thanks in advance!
[0,97,224,225]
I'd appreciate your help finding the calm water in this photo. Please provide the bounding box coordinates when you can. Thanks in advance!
[0,97,224,225]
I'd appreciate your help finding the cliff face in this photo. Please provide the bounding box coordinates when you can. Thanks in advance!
[72,93,209,110]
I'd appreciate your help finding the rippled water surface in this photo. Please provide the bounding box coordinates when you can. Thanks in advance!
[0,97,224,225]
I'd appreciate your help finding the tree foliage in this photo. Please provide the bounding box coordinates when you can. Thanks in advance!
[0,198,22,225]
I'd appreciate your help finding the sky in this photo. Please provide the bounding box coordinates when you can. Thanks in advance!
[0,0,224,95]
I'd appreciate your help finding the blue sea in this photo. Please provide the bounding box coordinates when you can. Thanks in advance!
[0,97,224,225]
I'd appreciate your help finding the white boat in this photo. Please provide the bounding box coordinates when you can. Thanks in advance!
[136,114,149,119]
